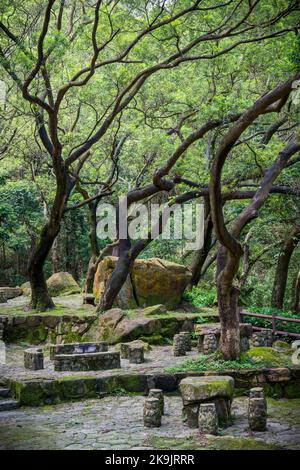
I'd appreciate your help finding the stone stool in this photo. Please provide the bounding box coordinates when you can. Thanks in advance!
[198,403,218,435]
[120,343,130,359]
[143,397,161,428]
[149,389,164,415]
[179,376,234,428]
[129,346,144,364]
[252,329,273,347]
[180,332,192,351]
[248,387,267,431]
[24,348,44,370]
[203,333,218,354]
[0,292,7,303]
[240,336,250,352]
[173,334,186,356]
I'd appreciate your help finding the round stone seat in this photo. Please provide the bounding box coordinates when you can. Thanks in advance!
[179,376,235,428]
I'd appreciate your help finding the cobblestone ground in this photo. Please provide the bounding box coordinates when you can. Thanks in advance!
[0,344,198,382]
[0,396,299,450]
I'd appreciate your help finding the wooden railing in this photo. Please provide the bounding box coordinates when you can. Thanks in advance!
[239,309,300,339]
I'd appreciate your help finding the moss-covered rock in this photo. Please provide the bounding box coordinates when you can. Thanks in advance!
[273,340,292,354]
[46,272,80,297]
[140,304,168,316]
[114,339,152,353]
[246,347,290,367]
[20,281,31,296]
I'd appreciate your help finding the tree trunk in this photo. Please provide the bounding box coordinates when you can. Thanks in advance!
[271,226,300,310]
[84,199,100,293]
[218,282,240,360]
[85,254,98,294]
[99,239,132,311]
[28,169,71,311]
[292,271,300,313]
[28,225,58,311]
[190,197,213,286]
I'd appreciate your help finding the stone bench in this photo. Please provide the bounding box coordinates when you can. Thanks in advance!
[50,342,108,360]
[54,351,121,371]
[179,375,235,428]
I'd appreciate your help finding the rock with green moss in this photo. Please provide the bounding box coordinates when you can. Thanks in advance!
[114,339,152,356]
[93,256,191,308]
[20,282,31,296]
[46,272,81,297]
[179,376,234,404]
[246,347,290,367]
[140,305,168,316]
[273,340,292,354]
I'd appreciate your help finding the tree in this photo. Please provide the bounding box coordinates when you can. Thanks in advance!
[209,76,300,359]
[271,225,300,309]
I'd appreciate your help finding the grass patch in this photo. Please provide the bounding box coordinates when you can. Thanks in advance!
[165,348,291,373]
[0,303,95,316]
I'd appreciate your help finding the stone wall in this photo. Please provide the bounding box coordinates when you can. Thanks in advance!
[0,314,97,345]
[8,366,300,406]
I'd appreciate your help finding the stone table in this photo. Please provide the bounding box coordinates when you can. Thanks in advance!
[179,375,235,428]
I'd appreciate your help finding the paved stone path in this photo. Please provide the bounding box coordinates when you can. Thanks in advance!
[0,344,198,382]
[0,396,299,450]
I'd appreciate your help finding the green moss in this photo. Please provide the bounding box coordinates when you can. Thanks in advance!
[139,334,166,345]
[263,383,284,398]
[166,352,261,373]
[283,382,300,398]
[246,347,291,367]
[148,434,282,450]
[11,381,45,406]
[207,436,282,450]
[5,324,48,344]
[62,332,83,343]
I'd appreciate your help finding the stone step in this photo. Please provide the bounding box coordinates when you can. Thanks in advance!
[0,399,19,412]
[0,387,10,398]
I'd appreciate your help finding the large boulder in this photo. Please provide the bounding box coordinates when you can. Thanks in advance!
[93,257,137,309]
[46,272,81,297]
[84,307,197,344]
[21,282,31,296]
[93,256,191,308]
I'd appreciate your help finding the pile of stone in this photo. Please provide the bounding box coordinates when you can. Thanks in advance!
[251,329,273,348]
[179,376,235,432]
[248,387,267,431]
[143,388,164,428]
[173,331,192,356]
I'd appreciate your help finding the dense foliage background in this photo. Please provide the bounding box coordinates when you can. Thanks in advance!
[0,0,299,313]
